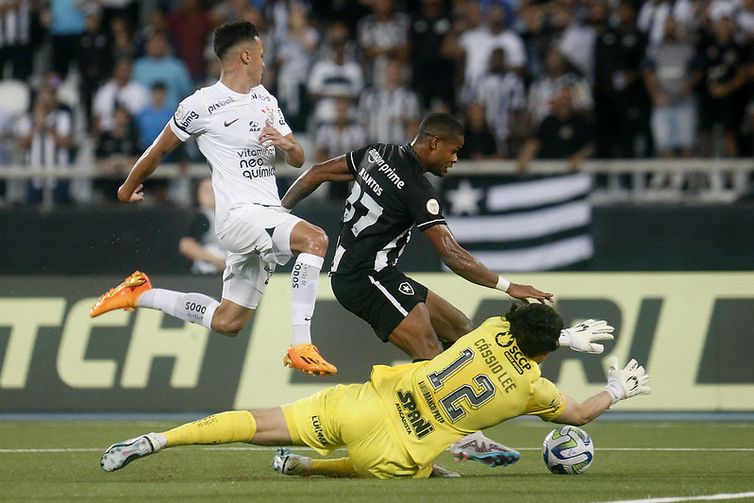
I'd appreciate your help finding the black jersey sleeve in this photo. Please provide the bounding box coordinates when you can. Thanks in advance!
[345,144,375,176]
[403,174,447,231]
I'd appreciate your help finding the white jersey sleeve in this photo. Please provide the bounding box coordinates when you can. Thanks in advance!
[170,91,210,142]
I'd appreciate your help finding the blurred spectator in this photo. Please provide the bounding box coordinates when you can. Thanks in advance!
[77,8,111,128]
[736,0,754,43]
[44,0,85,78]
[459,102,499,160]
[92,58,149,135]
[109,15,135,62]
[275,1,319,132]
[16,89,74,204]
[557,0,602,82]
[132,32,192,109]
[99,0,139,34]
[410,0,456,111]
[133,8,168,58]
[94,106,140,201]
[168,0,213,82]
[179,177,226,275]
[528,47,593,130]
[697,16,748,158]
[357,0,411,85]
[641,17,700,161]
[135,82,173,150]
[314,97,366,161]
[358,58,421,144]
[638,0,697,47]
[0,0,33,80]
[456,0,526,103]
[240,7,277,89]
[517,87,594,171]
[211,0,253,25]
[593,1,651,158]
[307,21,364,126]
[472,48,526,156]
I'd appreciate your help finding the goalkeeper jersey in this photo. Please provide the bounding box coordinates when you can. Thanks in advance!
[370,316,565,469]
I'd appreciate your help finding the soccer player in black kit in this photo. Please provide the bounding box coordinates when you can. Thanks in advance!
[282,113,552,360]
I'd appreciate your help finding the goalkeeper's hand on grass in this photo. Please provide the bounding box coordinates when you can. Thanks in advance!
[558,319,614,354]
[603,357,651,404]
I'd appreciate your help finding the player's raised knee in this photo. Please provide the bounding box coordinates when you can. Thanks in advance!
[211,313,245,336]
[304,226,329,256]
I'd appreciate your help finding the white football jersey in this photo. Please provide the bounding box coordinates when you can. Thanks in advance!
[169,81,293,230]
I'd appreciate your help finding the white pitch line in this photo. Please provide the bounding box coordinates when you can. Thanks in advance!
[1,447,754,454]
[593,491,754,503]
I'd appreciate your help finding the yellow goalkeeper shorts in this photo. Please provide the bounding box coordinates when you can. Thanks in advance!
[281,382,432,479]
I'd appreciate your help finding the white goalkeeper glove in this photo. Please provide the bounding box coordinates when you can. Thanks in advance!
[603,357,651,404]
[558,319,614,354]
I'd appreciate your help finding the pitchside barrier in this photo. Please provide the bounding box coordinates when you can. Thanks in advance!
[1,273,752,413]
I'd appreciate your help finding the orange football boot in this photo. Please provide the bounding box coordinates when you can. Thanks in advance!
[90,271,153,318]
[283,344,337,376]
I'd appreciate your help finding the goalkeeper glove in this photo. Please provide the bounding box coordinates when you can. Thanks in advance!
[558,319,614,354]
[603,357,651,404]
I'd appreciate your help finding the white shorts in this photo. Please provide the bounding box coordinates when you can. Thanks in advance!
[216,204,302,309]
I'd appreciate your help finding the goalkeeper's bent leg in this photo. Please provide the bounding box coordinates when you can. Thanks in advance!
[162,411,257,447]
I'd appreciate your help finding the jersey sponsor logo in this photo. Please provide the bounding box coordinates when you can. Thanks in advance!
[207,96,234,114]
[248,120,260,132]
[176,109,200,129]
[310,415,329,447]
[248,91,271,102]
[475,338,517,393]
[417,380,445,423]
[502,340,532,375]
[240,162,276,180]
[398,282,414,295]
[426,199,440,215]
[277,108,286,126]
[366,149,405,189]
[224,118,239,127]
[395,389,435,439]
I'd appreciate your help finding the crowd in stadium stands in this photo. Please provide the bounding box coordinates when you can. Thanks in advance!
[0,0,753,205]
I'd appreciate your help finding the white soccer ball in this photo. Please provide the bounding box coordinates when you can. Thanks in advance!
[542,425,594,474]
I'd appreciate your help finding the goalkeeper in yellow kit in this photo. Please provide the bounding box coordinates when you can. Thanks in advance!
[100,303,650,479]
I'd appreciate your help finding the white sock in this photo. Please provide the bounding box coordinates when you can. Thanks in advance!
[290,253,323,346]
[138,289,219,330]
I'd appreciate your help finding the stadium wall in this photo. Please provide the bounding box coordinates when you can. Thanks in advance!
[2,203,754,273]
[1,273,752,412]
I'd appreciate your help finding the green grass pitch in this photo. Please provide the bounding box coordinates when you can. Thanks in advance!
[1,420,753,502]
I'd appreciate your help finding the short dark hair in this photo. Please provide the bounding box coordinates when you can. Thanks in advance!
[213,21,259,60]
[415,113,464,143]
[505,303,563,357]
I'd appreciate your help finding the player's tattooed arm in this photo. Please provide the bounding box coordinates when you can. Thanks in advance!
[281,155,355,210]
[424,224,553,303]
[118,124,182,203]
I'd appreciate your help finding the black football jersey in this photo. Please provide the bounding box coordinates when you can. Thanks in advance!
[330,143,446,274]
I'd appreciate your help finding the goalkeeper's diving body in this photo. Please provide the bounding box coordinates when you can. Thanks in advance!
[100,304,650,479]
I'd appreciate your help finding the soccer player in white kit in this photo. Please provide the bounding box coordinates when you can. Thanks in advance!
[89,21,337,376]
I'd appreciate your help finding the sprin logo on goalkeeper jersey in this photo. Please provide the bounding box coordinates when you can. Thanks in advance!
[395,390,434,439]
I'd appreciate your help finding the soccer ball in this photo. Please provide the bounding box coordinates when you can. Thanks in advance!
[542,426,594,474]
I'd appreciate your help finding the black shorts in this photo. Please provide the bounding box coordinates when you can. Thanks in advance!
[331,267,429,342]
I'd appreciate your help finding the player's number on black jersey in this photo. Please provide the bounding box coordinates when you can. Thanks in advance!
[427,348,496,423]
[343,183,384,237]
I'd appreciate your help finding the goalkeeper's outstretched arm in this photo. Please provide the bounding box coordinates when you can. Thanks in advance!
[553,356,651,426]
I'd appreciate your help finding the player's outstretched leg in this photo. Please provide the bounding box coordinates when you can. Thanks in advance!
[450,431,520,468]
[100,432,166,472]
[90,271,153,317]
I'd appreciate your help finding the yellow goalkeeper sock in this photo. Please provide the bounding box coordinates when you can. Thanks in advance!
[309,456,359,478]
[162,411,257,447]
